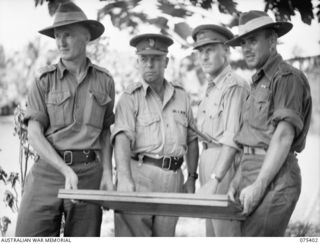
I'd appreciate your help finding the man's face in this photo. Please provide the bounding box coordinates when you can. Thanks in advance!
[54,24,89,61]
[137,54,168,84]
[197,43,227,76]
[240,29,273,69]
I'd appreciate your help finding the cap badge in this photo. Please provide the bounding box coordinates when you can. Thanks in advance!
[148,38,155,47]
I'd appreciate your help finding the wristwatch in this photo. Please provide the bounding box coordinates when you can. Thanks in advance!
[210,173,222,183]
[188,172,198,180]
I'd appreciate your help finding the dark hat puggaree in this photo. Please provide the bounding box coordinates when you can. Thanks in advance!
[38,1,105,41]
[227,10,293,46]
[192,24,234,49]
[130,33,174,55]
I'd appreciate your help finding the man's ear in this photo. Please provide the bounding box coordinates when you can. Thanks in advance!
[135,57,140,69]
[165,57,169,68]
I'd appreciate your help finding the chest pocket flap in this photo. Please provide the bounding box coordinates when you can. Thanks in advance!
[137,114,160,126]
[47,91,71,105]
[174,113,188,127]
[90,91,111,106]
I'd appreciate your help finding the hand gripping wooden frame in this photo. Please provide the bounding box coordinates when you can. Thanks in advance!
[58,189,245,220]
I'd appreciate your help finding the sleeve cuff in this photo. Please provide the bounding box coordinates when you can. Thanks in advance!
[24,109,49,129]
[218,130,240,150]
[271,108,303,134]
[110,126,135,147]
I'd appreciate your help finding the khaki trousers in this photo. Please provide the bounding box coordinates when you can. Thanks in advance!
[114,159,184,236]
[199,146,241,236]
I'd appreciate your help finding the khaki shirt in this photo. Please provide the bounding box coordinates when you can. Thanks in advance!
[197,65,249,150]
[235,53,312,152]
[111,80,197,157]
[25,58,115,150]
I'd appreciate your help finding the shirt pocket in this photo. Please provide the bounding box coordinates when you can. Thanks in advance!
[248,87,271,130]
[136,113,161,148]
[173,113,188,145]
[46,91,71,129]
[206,103,223,137]
[84,90,112,129]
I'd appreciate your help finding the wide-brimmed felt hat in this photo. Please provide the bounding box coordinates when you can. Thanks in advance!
[38,1,105,41]
[130,33,174,55]
[227,10,292,46]
[192,24,234,49]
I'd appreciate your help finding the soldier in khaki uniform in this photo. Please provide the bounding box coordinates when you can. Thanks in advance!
[192,25,249,236]
[15,2,114,236]
[227,11,312,236]
[111,33,199,237]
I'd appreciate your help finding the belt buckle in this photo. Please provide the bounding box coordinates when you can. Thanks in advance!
[63,150,73,165]
[162,156,172,171]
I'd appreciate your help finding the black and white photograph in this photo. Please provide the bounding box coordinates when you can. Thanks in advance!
[0,0,319,240]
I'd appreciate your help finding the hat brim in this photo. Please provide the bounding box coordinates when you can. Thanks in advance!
[136,49,168,55]
[193,39,224,49]
[227,22,292,46]
[38,20,105,41]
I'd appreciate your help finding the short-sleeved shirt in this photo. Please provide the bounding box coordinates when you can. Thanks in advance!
[111,79,197,158]
[197,65,250,150]
[25,58,115,150]
[235,53,312,152]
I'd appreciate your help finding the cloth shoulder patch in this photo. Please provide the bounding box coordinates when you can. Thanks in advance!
[124,82,143,94]
[92,64,112,77]
[36,65,57,79]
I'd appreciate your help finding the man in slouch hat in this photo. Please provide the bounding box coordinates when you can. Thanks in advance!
[16,1,115,236]
[227,10,312,236]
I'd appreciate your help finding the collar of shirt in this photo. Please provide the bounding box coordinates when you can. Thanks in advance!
[210,65,232,90]
[141,79,175,108]
[57,58,93,80]
[252,53,283,84]
[141,79,173,96]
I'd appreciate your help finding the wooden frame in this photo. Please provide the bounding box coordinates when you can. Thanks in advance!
[58,189,245,220]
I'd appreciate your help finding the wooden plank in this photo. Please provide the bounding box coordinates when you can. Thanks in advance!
[58,189,245,220]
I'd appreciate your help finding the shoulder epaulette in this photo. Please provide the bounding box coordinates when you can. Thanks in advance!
[36,65,57,79]
[92,64,112,77]
[171,81,185,90]
[124,82,143,94]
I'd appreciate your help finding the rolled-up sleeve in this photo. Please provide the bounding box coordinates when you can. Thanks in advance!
[111,93,136,147]
[219,85,249,150]
[102,77,115,130]
[24,78,49,129]
[271,74,304,135]
[186,96,197,144]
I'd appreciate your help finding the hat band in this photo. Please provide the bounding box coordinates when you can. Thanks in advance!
[238,16,274,35]
[53,11,88,26]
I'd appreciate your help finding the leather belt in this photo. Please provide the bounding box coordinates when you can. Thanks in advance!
[131,155,184,171]
[202,142,219,150]
[243,146,266,155]
[58,150,96,165]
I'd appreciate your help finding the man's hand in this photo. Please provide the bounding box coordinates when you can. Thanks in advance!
[183,177,196,193]
[227,184,237,202]
[239,180,267,216]
[117,175,135,192]
[63,167,78,190]
[197,179,218,195]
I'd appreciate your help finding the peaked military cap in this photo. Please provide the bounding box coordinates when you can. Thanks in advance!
[192,24,234,49]
[130,33,174,55]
